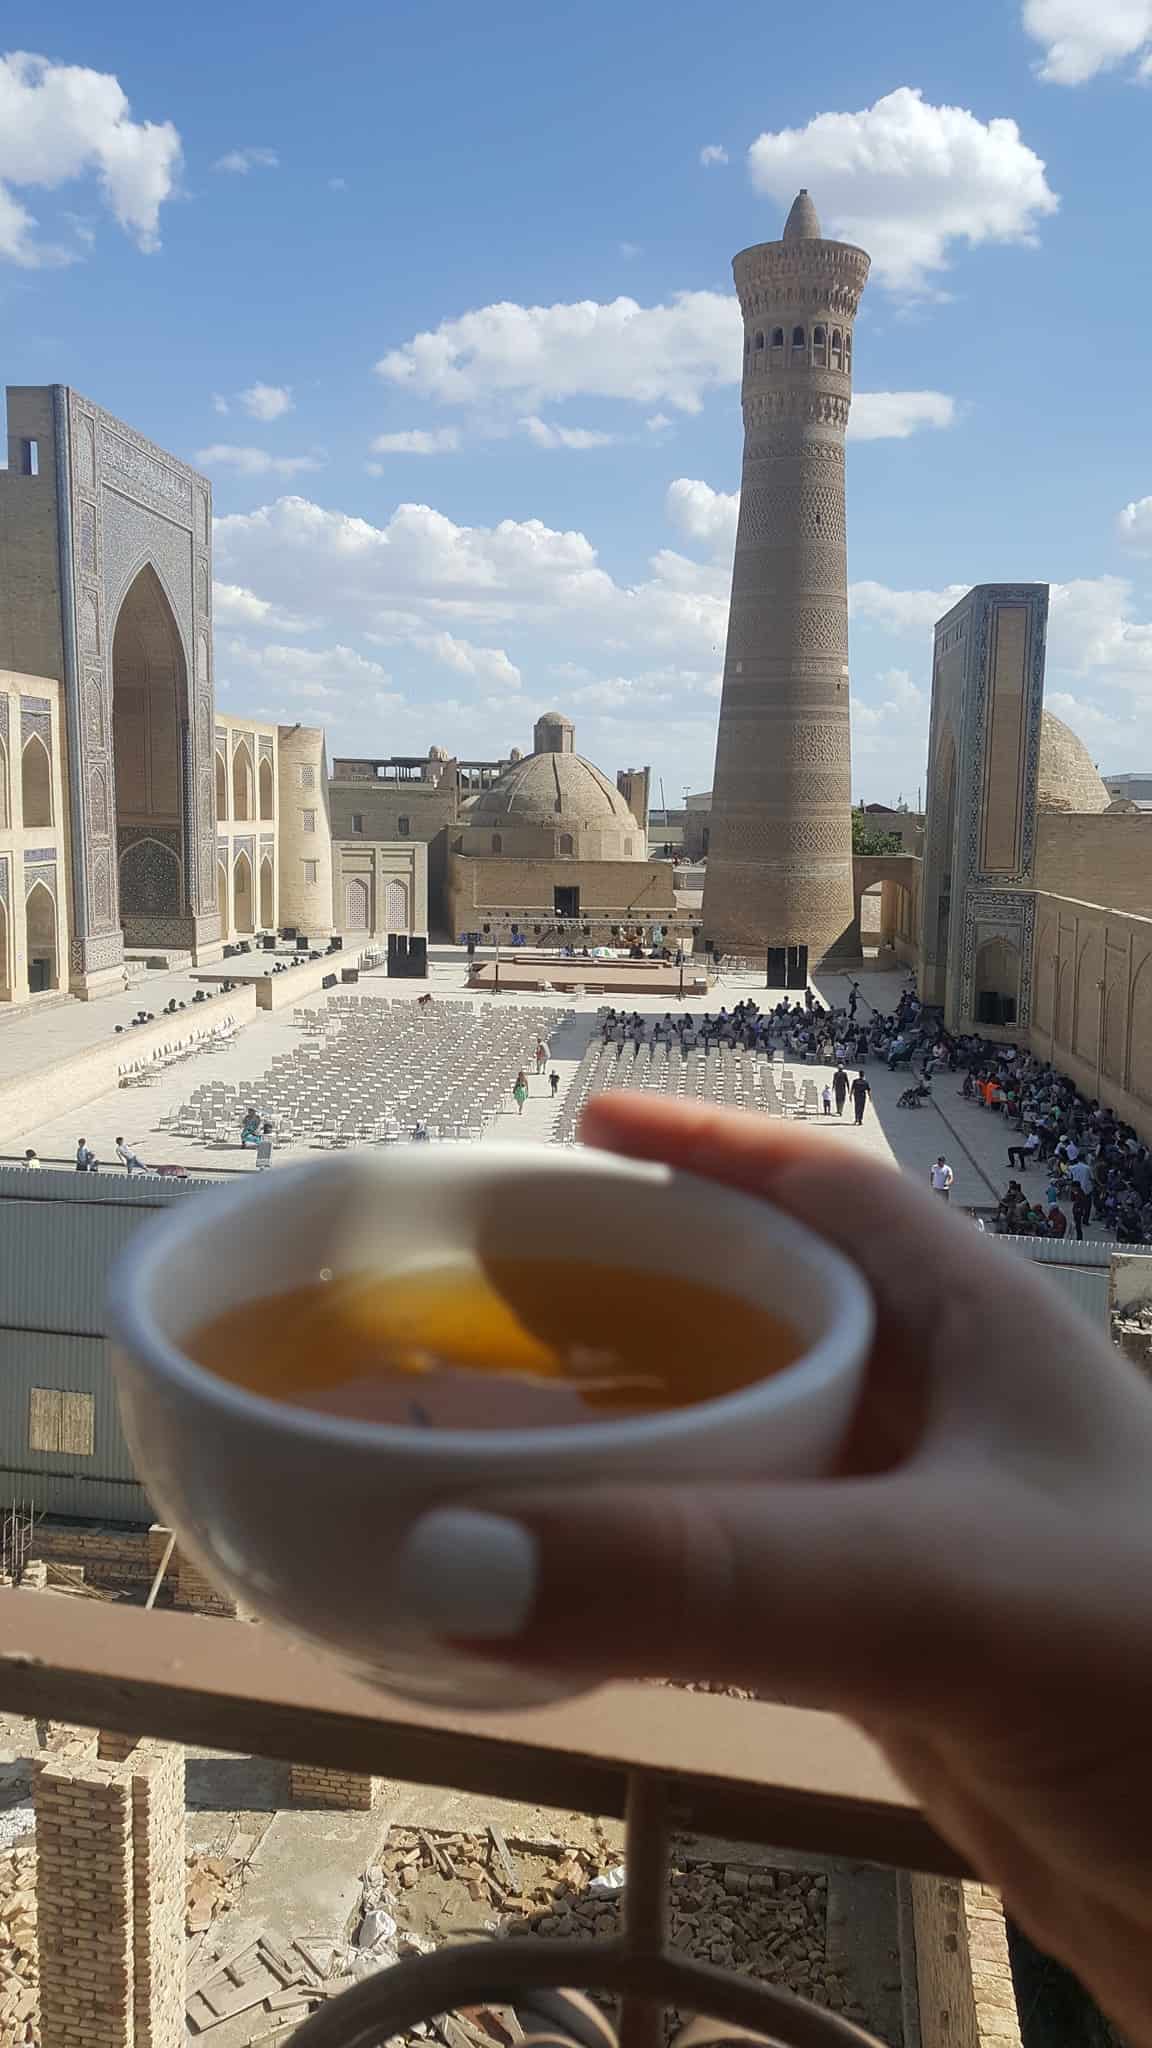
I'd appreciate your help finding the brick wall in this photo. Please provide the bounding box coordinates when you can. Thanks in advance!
[31,1527,155,1593]
[911,1875,1022,2048]
[34,1739,185,2048]
[1034,814,1152,914]
[171,1553,240,1617]
[288,1763,379,1811]
[130,1746,185,2048]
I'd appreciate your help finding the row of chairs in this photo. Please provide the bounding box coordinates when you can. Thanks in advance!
[554,1040,819,1142]
[160,996,569,1152]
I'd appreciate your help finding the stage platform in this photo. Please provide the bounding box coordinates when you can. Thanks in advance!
[468,957,709,997]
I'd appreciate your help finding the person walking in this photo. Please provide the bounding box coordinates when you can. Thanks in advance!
[115,1136,145,1176]
[1070,1181,1091,1243]
[75,1137,95,1172]
[930,1156,955,1201]
[22,1149,41,1169]
[512,1070,529,1116]
[535,1039,548,1075]
[549,1069,561,1097]
[847,979,860,1020]
[832,1064,850,1116]
[850,1072,871,1126]
[821,1083,833,1116]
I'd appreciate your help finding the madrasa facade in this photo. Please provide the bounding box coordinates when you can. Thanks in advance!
[0,384,431,1004]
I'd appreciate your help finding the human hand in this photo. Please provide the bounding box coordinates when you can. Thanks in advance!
[399,1097,1152,2043]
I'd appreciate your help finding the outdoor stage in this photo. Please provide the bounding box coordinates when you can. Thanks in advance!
[468,957,709,997]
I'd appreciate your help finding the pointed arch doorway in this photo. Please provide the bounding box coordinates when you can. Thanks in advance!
[112,565,193,947]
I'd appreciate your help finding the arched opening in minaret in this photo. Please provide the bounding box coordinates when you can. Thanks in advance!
[845,333,852,369]
[831,327,843,369]
[812,324,828,367]
[754,331,764,351]
[790,326,807,362]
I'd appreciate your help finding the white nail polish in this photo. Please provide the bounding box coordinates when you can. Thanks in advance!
[391,1510,539,1638]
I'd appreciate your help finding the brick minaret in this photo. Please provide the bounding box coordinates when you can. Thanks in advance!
[702,191,870,964]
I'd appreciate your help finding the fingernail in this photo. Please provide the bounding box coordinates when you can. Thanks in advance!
[392,1510,539,1638]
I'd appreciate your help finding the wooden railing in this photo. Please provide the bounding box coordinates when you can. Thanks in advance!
[0,1591,966,2048]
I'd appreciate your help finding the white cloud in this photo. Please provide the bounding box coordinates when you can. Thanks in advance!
[849,579,971,634]
[1023,0,1152,81]
[1047,576,1152,678]
[378,287,963,429]
[849,391,957,440]
[212,581,314,632]
[376,291,740,414]
[239,382,293,420]
[369,428,461,456]
[213,495,729,666]
[747,88,1059,293]
[520,416,617,450]
[415,631,522,690]
[223,639,398,702]
[212,393,230,415]
[665,478,739,557]
[618,240,642,259]
[848,573,1152,688]
[0,50,181,265]
[196,445,324,477]
[1116,495,1152,551]
[328,175,348,191]
[646,413,674,433]
[699,144,729,166]
[213,146,278,174]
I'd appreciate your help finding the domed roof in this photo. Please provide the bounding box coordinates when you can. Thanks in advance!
[1037,711,1111,814]
[465,748,635,829]
[783,189,822,242]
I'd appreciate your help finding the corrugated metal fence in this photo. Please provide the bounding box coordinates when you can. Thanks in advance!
[0,1167,213,1522]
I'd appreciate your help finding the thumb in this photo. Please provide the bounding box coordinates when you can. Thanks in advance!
[393,1481,974,1717]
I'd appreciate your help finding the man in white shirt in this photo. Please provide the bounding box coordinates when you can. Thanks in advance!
[930,1156,955,1201]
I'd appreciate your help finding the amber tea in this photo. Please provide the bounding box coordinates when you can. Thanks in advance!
[187,1257,801,1429]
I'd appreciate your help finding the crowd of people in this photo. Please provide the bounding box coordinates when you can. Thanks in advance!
[853,982,1152,1244]
[600,978,1152,1245]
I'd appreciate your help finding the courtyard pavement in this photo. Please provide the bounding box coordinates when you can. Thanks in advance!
[0,946,1114,1241]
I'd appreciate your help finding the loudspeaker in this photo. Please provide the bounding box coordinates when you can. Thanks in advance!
[296,935,309,952]
[329,935,343,951]
[786,944,809,990]
[408,935,428,979]
[322,973,337,990]
[766,947,787,985]
[341,967,359,984]
[262,935,276,951]
[281,927,297,941]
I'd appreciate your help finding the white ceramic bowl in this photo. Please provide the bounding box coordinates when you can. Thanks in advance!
[107,1145,873,1707]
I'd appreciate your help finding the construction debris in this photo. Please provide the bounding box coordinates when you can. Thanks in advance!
[0,1843,39,2046]
[185,1850,243,1935]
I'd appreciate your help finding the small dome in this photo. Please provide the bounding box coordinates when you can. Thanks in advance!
[783,189,822,242]
[1037,712,1111,814]
[509,747,523,762]
[427,744,448,762]
[466,750,636,831]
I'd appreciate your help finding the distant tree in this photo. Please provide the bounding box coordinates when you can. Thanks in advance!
[851,808,902,856]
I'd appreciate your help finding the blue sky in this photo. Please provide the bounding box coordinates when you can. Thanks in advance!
[3,0,1152,804]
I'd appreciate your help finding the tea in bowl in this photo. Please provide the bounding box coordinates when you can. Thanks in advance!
[107,1144,873,1706]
